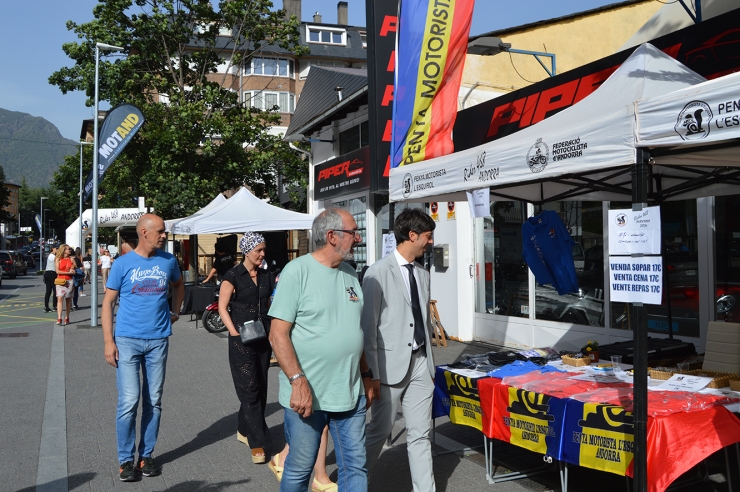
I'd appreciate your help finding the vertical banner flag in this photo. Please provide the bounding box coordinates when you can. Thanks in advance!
[82,104,145,201]
[391,0,474,167]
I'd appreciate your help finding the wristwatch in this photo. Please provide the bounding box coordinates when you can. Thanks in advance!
[288,372,305,384]
[361,368,373,379]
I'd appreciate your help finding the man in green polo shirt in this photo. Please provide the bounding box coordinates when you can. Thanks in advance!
[269,208,375,492]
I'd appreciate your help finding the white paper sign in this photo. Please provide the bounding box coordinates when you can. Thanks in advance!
[609,256,663,304]
[382,233,396,258]
[608,206,662,255]
[658,374,714,392]
[466,188,490,218]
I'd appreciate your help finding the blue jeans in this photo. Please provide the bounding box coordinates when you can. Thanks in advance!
[281,394,367,492]
[115,336,169,464]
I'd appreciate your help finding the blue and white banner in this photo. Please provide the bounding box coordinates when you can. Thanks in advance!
[82,104,145,201]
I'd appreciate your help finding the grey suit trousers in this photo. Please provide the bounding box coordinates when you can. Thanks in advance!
[365,350,436,492]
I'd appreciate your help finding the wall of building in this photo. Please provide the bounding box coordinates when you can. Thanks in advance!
[461,0,663,99]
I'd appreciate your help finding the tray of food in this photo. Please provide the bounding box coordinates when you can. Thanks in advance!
[561,353,591,367]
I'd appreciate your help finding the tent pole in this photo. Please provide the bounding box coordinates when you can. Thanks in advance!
[631,150,650,492]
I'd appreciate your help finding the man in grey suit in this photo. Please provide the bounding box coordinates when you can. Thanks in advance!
[361,208,436,492]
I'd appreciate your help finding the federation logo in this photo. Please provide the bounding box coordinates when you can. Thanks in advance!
[402,173,413,199]
[674,100,712,140]
[526,138,549,173]
[615,213,627,227]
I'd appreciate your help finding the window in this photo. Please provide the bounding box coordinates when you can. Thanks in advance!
[339,122,369,155]
[307,26,346,45]
[244,90,295,113]
[715,195,740,325]
[245,58,295,78]
[359,31,367,49]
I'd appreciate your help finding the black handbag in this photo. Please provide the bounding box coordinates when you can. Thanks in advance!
[237,270,267,344]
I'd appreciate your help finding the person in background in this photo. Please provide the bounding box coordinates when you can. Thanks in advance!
[219,232,275,464]
[203,244,237,284]
[43,245,58,313]
[55,244,76,325]
[362,208,437,492]
[99,249,113,291]
[72,248,85,308]
[83,252,92,285]
[101,214,184,481]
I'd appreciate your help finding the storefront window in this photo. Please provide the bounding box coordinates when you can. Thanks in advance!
[715,195,740,324]
[531,202,605,326]
[333,196,367,273]
[477,201,604,326]
[484,201,529,318]
[610,200,700,337]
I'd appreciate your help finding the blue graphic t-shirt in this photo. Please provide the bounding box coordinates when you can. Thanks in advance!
[521,210,579,295]
[107,250,181,339]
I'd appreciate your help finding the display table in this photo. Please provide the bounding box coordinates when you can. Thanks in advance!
[476,366,740,492]
[182,283,217,314]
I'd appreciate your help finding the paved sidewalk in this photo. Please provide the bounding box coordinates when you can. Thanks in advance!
[1,273,734,491]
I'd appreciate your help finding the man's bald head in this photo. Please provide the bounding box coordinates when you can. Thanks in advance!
[136,214,162,239]
[135,213,167,257]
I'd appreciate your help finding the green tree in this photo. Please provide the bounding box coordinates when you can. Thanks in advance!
[49,0,309,220]
[0,166,14,223]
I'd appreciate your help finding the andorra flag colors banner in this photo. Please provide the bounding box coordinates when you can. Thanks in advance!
[83,103,145,202]
[391,0,474,168]
[492,384,567,458]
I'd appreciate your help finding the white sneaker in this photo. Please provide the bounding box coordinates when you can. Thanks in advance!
[79,293,87,297]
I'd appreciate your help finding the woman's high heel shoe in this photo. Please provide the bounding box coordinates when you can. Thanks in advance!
[251,448,267,464]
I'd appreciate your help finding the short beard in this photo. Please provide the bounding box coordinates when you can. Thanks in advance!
[335,244,354,261]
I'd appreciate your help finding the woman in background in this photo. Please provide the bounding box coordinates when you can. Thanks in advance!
[54,244,75,325]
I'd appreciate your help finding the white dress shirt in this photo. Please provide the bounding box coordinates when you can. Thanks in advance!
[394,249,423,350]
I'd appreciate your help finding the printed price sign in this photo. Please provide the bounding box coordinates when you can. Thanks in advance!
[609,256,663,304]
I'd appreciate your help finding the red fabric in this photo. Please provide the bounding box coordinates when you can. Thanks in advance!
[491,382,512,442]
[58,257,73,280]
[646,407,740,492]
[478,377,500,438]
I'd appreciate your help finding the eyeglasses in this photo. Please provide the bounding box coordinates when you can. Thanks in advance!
[332,229,360,238]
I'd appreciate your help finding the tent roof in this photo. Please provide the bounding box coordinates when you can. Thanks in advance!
[170,187,314,234]
[165,194,227,232]
[390,43,706,204]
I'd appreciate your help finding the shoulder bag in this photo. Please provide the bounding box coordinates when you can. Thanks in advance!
[54,277,67,286]
[238,269,267,344]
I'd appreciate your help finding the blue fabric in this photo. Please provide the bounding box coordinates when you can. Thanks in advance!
[106,250,181,339]
[281,395,368,492]
[487,360,564,378]
[115,336,169,463]
[521,210,579,295]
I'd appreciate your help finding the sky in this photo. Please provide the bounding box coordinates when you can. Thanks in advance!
[0,0,622,142]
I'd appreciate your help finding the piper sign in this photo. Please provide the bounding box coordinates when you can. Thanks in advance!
[82,103,145,202]
[391,0,474,168]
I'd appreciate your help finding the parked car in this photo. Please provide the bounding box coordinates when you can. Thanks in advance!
[23,253,35,269]
[8,251,27,276]
[0,250,18,278]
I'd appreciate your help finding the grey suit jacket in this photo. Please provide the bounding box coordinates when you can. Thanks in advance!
[361,253,435,386]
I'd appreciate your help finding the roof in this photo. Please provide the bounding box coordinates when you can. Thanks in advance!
[204,22,367,62]
[284,67,367,140]
[470,0,652,39]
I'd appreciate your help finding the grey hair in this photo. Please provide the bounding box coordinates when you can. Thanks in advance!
[313,208,346,247]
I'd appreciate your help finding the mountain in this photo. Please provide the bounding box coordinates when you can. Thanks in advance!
[0,108,77,187]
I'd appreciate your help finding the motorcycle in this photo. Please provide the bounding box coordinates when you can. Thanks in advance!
[201,289,228,333]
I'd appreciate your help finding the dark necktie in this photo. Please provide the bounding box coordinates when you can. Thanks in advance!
[404,264,426,348]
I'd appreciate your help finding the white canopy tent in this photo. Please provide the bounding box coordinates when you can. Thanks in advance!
[170,187,315,234]
[389,44,707,204]
[164,193,227,233]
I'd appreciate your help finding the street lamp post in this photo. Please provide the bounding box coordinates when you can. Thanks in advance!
[79,141,94,252]
[40,196,48,250]
[91,42,124,327]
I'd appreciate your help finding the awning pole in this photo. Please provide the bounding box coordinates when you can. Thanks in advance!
[631,150,650,492]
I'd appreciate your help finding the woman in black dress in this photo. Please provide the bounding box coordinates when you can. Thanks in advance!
[219,231,275,464]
